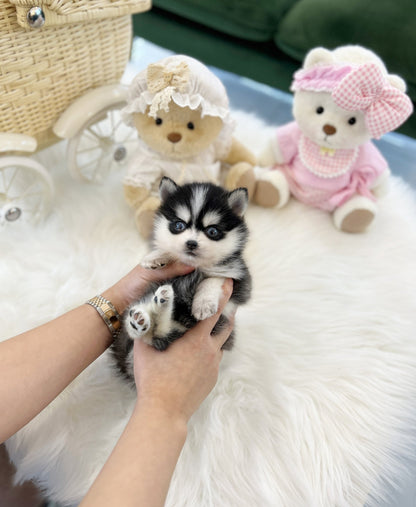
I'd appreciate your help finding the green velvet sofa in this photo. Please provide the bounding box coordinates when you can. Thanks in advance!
[133,0,416,138]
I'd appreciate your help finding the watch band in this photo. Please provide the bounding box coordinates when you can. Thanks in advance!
[86,295,121,338]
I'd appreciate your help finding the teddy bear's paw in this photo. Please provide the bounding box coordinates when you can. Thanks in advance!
[253,169,290,209]
[226,162,256,198]
[333,195,377,234]
[123,185,150,209]
[135,196,161,239]
[340,209,375,233]
[135,210,155,239]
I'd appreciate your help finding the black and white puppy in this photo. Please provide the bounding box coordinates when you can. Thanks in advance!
[112,177,252,385]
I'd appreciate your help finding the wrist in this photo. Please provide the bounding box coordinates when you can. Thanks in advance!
[102,285,130,316]
[102,266,150,315]
[132,400,189,437]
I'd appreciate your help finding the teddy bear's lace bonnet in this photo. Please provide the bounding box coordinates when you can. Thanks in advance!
[122,55,235,156]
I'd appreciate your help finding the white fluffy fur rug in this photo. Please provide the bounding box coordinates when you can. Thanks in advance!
[2,111,416,507]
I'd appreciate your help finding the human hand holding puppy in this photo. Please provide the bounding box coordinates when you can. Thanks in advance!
[80,277,234,507]
[106,263,235,424]
[2,252,235,507]
[133,278,234,423]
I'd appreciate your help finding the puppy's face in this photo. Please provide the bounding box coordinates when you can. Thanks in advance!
[153,180,248,269]
[133,102,223,159]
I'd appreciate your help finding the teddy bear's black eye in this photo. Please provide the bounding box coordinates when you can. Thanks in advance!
[155,118,163,126]
[187,122,195,130]
[316,106,324,114]
[348,117,357,125]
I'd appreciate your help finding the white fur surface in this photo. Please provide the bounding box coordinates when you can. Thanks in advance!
[2,111,416,506]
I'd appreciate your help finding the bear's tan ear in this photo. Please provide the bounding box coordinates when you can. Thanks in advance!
[387,74,407,92]
[303,47,334,69]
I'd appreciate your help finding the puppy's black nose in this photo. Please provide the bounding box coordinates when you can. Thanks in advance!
[186,240,198,251]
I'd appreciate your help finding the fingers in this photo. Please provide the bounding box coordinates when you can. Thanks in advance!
[138,261,195,284]
[212,310,236,351]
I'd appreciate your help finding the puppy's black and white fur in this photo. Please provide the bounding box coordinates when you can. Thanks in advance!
[112,177,251,385]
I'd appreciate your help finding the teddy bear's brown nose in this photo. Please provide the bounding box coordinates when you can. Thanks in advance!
[167,132,182,143]
[323,124,337,136]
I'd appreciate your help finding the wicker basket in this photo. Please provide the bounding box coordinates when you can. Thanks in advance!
[0,0,151,149]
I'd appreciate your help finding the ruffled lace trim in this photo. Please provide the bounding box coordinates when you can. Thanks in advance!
[121,95,235,162]
[121,90,231,124]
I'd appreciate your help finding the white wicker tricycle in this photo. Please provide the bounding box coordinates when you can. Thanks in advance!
[0,0,150,225]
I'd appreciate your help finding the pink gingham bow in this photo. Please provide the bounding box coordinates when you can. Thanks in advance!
[332,63,413,139]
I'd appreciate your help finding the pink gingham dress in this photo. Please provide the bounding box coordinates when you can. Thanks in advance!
[274,122,388,211]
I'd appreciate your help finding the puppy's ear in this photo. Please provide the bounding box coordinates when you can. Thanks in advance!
[159,177,179,202]
[228,188,248,217]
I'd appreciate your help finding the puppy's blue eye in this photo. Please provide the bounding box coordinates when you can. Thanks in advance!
[170,220,187,234]
[205,226,220,239]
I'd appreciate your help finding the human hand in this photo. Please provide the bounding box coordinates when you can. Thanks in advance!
[132,278,234,425]
[103,261,195,315]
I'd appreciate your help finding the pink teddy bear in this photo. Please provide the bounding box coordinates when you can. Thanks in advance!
[260,45,413,233]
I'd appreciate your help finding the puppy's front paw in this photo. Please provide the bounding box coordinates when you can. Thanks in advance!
[126,307,151,339]
[141,252,172,270]
[192,298,218,321]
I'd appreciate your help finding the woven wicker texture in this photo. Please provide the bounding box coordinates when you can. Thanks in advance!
[0,1,150,149]
[10,0,150,28]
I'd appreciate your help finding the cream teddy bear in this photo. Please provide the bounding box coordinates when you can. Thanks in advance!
[260,45,413,233]
[122,55,280,237]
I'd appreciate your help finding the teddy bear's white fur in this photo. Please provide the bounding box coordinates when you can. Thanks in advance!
[122,55,281,237]
[260,45,413,233]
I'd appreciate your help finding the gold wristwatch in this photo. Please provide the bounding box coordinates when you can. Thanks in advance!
[86,295,121,339]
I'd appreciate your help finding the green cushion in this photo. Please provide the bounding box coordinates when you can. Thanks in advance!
[133,6,416,138]
[276,0,416,99]
[133,9,299,91]
[152,0,296,42]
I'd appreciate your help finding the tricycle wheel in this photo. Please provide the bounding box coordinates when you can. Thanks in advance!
[67,103,137,183]
[0,156,54,225]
